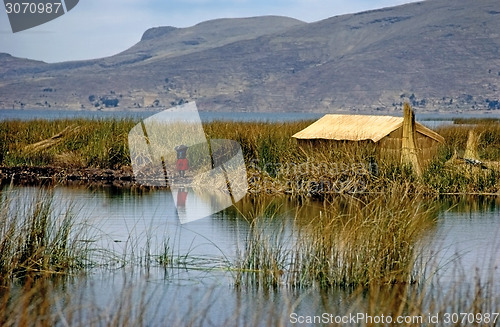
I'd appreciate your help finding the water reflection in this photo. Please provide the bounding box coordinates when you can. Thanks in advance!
[423,195,500,286]
[1,184,499,325]
[2,185,498,273]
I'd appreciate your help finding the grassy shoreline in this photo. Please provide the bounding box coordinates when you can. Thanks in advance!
[1,118,499,195]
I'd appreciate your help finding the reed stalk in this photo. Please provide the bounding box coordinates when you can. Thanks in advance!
[0,187,92,282]
[234,185,438,290]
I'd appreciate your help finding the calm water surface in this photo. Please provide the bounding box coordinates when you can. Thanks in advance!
[2,185,499,325]
[2,108,499,126]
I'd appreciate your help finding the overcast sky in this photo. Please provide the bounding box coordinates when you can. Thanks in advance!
[0,0,422,63]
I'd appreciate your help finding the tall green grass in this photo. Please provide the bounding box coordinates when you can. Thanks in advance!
[0,188,92,282]
[421,122,500,194]
[0,119,134,168]
[436,121,500,161]
[0,184,497,325]
[1,245,497,326]
[234,185,438,290]
[1,119,499,194]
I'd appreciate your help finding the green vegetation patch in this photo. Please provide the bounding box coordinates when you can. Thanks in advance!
[1,118,499,194]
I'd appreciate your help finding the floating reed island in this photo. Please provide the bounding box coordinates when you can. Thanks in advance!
[0,106,499,195]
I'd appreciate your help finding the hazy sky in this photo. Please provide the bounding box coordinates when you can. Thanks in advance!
[0,0,422,63]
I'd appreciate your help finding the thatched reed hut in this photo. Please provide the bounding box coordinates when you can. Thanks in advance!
[292,105,444,174]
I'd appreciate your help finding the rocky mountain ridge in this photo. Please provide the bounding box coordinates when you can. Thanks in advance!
[1,0,499,113]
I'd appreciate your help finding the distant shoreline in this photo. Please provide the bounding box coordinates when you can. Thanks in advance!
[1,108,500,123]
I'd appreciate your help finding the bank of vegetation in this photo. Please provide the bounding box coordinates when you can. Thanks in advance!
[0,118,499,194]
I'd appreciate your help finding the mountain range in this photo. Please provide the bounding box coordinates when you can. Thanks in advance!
[1,0,500,113]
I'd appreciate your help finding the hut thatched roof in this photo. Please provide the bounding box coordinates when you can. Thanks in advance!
[292,114,444,143]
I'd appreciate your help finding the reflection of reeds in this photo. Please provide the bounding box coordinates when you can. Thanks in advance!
[235,186,437,289]
[2,256,497,326]
[0,188,92,283]
[0,187,498,325]
[359,254,500,327]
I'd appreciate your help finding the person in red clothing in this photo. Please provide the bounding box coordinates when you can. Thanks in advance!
[175,145,189,177]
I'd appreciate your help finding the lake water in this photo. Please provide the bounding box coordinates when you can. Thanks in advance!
[2,185,499,325]
[1,108,499,127]
[1,109,499,324]
[0,109,324,122]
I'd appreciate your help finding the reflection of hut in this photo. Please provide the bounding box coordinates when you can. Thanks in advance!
[292,104,444,174]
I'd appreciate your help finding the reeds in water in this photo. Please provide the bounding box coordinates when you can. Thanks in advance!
[235,186,437,290]
[0,187,92,282]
